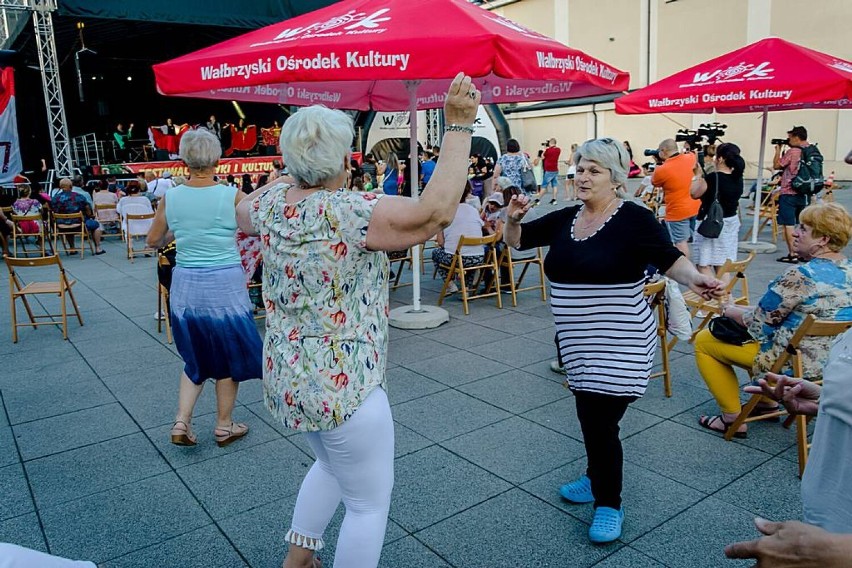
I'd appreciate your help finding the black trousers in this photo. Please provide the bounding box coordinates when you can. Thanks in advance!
[574,390,636,510]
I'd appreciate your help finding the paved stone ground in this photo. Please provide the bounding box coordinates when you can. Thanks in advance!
[0,185,848,567]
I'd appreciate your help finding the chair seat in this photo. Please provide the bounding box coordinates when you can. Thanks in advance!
[14,280,73,295]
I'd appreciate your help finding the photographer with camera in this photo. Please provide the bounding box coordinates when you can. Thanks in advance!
[774,125,814,263]
[651,138,701,256]
[542,137,562,204]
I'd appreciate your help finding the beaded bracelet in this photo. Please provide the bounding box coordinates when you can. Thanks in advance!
[444,124,475,134]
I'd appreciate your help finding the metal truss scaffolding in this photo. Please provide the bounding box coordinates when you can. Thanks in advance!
[425,108,442,149]
[0,0,73,177]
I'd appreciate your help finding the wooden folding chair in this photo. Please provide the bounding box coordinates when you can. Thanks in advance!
[494,246,547,307]
[156,254,173,344]
[388,248,414,290]
[682,252,755,342]
[436,233,502,315]
[10,214,49,257]
[4,254,84,342]
[744,190,779,243]
[52,212,93,259]
[125,213,156,262]
[95,203,122,240]
[644,279,674,397]
[724,315,852,475]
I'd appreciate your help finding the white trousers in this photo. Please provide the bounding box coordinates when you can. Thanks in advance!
[289,388,395,568]
[0,544,95,568]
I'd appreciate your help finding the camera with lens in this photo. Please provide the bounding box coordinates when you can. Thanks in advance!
[541,141,550,147]
[643,148,659,157]
[771,138,788,146]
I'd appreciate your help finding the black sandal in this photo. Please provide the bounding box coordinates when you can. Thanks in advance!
[698,415,747,439]
[776,255,799,264]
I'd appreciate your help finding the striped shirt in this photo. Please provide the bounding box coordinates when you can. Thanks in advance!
[552,279,656,396]
[518,201,682,398]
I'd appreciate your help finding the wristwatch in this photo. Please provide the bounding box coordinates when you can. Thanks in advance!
[445,124,475,134]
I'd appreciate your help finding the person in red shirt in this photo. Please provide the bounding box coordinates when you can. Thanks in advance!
[542,138,562,204]
[651,138,701,256]
[773,125,811,263]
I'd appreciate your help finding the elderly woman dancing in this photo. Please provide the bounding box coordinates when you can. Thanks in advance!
[236,73,480,568]
[147,129,263,447]
[503,137,723,544]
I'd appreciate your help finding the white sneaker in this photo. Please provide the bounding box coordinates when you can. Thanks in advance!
[446,282,459,294]
[550,360,567,375]
[154,311,166,321]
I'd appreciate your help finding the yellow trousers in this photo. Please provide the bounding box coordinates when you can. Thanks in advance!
[694,328,760,414]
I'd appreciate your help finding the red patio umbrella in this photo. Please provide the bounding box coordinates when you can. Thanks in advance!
[615,37,852,244]
[153,0,629,324]
[153,0,628,109]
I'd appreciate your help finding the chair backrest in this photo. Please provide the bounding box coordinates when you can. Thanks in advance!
[716,251,755,300]
[95,203,117,220]
[4,254,63,270]
[125,212,155,237]
[643,279,666,304]
[52,212,84,224]
[769,314,852,374]
[454,232,500,253]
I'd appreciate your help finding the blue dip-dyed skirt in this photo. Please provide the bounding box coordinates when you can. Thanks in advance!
[170,264,263,384]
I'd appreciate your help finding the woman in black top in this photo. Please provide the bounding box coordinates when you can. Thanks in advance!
[503,137,723,544]
[690,142,746,276]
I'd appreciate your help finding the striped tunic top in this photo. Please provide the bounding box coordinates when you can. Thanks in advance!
[519,201,682,397]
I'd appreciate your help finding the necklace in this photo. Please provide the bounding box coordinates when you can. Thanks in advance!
[577,199,619,230]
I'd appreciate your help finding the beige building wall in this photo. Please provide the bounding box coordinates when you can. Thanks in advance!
[493,0,852,178]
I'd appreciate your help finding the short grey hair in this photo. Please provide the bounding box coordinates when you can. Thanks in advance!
[280,105,353,187]
[179,129,222,170]
[574,137,630,194]
[494,176,515,190]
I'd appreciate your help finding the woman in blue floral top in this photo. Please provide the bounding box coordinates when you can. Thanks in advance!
[694,202,852,438]
[237,73,481,568]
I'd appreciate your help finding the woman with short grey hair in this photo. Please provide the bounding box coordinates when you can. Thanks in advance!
[147,128,263,449]
[503,136,723,544]
[236,73,480,568]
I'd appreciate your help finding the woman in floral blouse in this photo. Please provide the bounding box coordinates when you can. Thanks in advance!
[694,202,852,437]
[236,73,480,568]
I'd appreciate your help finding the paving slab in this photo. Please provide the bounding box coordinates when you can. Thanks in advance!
[40,472,211,563]
[418,320,514,350]
[176,438,311,520]
[2,372,115,425]
[0,513,46,553]
[417,489,615,568]
[101,524,248,568]
[441,416,583,484]
[632,497,757,568]
[0,462,34,522]
[25,432,169,510]
[389,446,512,532]
[13,402,139,461]
[385,367,448,406]
[402,350,513,387]
[522,397,663,442]
[392,389,511,443]
[457,370,569,414]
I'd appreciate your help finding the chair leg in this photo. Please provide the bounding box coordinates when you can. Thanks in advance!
[10,291,17,343]
[493,251,502,310]
[65,283,84,326]
[796,414,809,478]
[506,257,517,307]
[660,327,672,398]
[60,289,68,340]
[458,263,470,315]
[724,394,761,441]
[157,286,163,334]
[437,256,458,307]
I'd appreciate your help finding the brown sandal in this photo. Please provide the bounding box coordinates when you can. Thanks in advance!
[214,422,249,447]
[170,420,197,446]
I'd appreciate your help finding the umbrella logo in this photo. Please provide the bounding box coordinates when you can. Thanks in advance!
[268,9,391,43]
[687,61,774,86]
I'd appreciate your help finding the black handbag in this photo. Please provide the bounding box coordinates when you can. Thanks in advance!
[697,171,724,238]
[708,316,753,345]
[520,158,537,194]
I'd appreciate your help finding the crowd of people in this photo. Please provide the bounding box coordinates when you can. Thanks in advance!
[5,70,852,568]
